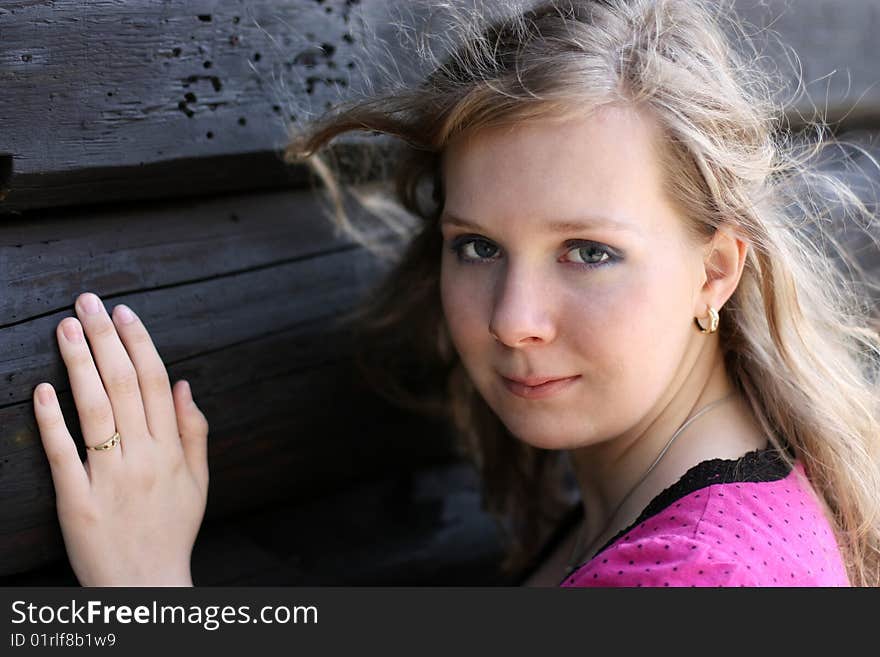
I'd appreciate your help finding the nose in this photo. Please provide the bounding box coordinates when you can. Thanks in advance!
[488,262,558,347]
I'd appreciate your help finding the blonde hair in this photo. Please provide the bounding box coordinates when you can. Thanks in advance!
[285,0,880,585]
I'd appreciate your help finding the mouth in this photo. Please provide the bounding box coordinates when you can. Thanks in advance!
[500,374,581,400]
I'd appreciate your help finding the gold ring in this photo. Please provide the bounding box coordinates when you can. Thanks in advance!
[87,431,121,451]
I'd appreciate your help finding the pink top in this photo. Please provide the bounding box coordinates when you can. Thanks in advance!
[559,447,850,587]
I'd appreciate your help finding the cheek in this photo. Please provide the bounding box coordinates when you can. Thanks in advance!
[440,259,491,356]
[573,261,694,392]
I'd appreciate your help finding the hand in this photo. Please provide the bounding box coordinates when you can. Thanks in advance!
[33,292,209,586]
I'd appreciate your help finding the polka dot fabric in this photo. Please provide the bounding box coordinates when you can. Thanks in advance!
[560,458,850,587]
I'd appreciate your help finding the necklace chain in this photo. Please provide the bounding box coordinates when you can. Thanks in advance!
[563,392,736,577]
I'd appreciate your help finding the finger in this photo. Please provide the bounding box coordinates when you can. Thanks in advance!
[75,293,150,442]
[173,380,209,492]
[56,317,124,464]
[33,383,91,501]
[111,304,179,441]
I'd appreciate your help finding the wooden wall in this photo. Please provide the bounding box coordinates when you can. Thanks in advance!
[1,0,879,585]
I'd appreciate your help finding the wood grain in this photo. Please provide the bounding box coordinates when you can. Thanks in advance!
[0,187,457,577]
[1,0,879,213]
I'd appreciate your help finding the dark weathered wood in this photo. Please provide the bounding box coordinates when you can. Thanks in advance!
[735,1,880,130]
[0,461,518,586]
[807,129,880,303]
[0,0,384,212]
[0,354,457,576]
[1,0,879,213]
[1,188,385,402]
[201,461,512,586]
[1,187,357,320]
[0,152,311,216]
[0,187,459,577]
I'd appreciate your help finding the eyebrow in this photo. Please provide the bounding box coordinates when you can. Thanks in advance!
[439,212,636,233]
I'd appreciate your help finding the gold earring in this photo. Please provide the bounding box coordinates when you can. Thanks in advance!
[694,306,719,333]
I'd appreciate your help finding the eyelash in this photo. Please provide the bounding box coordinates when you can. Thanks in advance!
[448,234,620,271]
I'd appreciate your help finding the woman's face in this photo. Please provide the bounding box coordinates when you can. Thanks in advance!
[439,105,710,450]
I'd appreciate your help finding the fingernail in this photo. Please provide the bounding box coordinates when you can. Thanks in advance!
[115,304,136,324]
[80,293,102,315]
[182,380,192,398]
[37,384,54,406]
[61,319,83,343]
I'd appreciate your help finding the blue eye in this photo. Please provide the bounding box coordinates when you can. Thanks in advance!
[449,236,500,263]
[448,235,619,271]
[562,242,616,269]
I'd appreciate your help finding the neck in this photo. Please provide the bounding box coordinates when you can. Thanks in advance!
[566,336,739,562]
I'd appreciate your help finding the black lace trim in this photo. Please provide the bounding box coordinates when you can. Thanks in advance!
[559,445,792,583]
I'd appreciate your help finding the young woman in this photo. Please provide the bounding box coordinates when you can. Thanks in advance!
[33,0,880,586]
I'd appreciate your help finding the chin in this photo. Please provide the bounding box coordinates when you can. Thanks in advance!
[477,395,582,451]
[499,418,590,451]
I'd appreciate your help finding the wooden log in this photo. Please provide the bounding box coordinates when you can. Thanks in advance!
[2,189,379,402]
[735,0,880,130]
[1,0,879,213]
[0,187,456,577]
[0,461,516,586]
[0,0,381,212]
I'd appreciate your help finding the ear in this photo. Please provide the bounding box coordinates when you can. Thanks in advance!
[695,225,749,327]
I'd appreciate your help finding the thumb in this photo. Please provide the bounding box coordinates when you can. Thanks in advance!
[173,380,209,492]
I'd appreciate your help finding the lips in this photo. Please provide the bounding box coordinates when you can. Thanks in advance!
[504,375,573,387]
[500,374,581,400]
